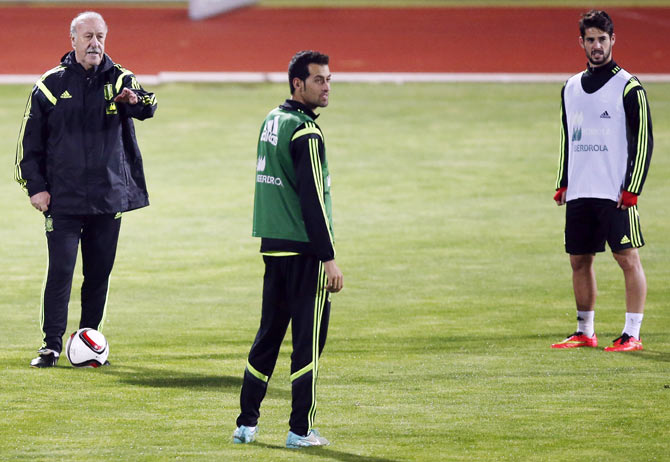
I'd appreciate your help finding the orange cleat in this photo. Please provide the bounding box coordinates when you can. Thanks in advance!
[551,332,598,349]
[604,334,643,352]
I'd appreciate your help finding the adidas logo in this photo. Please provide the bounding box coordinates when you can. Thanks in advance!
[600,110,610,119]
[256,156,266,172]
[260,115,279,146]
[60,90,72,99]
[620,235,631,245]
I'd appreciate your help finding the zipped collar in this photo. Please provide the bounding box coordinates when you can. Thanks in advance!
[61,51,114,76]
[581,60,620,94]
[585,60,618,76]
[279,99,319,120]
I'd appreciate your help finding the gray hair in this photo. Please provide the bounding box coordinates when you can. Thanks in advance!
[70,11,107,38]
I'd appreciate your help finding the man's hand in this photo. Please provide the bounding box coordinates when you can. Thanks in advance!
[323,259,343,293]
[553,187,567,206]
[618,190,638,210]
[30,191,50,212]
[114,88,138,105]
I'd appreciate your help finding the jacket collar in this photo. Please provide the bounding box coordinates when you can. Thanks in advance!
[279,99,319,120]
[61,51,114,76]
[586,59,618,76]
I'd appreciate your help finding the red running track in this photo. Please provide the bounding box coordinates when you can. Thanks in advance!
[0,6,668,74]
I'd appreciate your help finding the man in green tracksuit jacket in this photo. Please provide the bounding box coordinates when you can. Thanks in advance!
[233,50,344,449]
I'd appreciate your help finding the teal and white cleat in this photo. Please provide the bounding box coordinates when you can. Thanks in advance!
[286,429,330,449]
[233,425,257,444]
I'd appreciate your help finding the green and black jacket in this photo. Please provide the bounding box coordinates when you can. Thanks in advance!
[253,100,335,262]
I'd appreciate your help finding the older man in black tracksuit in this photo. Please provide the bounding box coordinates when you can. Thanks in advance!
[14,11,157,367]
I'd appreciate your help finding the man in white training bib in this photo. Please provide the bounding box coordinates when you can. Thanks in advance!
[552,10,653,352]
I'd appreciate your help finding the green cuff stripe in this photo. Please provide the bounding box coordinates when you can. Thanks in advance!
[292,126,322,141]
[290,362,313,382]
[246,361,269,383]
[142,94,157,106]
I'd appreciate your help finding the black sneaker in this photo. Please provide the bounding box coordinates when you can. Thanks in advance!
[29,349,59,368]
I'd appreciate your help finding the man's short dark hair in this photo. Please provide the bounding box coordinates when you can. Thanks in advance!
[288,50,329,94]
[579,10,614,37]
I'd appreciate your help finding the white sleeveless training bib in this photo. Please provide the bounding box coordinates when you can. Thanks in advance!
[563,68,631,202]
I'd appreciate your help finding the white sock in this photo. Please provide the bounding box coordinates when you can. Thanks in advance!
[577,310,595,337]
[623,312,643,339]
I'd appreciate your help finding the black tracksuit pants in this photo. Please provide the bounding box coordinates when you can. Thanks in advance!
[237,254,331,436]
[41,213,121,353]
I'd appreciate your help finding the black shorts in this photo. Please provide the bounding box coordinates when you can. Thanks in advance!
[565,198,644,254]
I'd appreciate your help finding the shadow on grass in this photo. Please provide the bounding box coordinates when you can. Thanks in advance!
[101,366,290,398]
[329,332,576,354]
[330,332,670,356]
[630,349,670,363]
[255,442,403,462]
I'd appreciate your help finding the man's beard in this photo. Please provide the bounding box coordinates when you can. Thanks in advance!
[587,48,610,66]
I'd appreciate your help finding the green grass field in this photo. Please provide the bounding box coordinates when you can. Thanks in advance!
[1,81,669,461]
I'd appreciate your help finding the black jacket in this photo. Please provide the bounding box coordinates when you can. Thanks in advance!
[15,52,157,214]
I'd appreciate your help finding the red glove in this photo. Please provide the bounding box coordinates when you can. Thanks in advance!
[553,187,567,203]
[620,190,638,208]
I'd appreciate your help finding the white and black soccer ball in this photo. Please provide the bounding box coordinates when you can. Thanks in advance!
[65,328,109,368]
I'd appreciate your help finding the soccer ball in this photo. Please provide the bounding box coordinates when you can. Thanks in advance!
[65,328,109,368]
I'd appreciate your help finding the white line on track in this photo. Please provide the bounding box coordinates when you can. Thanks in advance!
[2,72,670,85]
